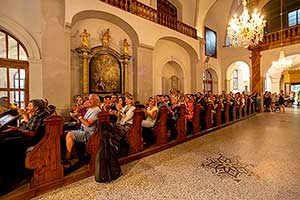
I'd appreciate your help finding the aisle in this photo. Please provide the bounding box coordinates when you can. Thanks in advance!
[35,108,300,200]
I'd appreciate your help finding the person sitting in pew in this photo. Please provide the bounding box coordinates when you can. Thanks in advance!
[109,94,136,149]
[167,96,180,140]
[0,99,50,195]
[141,98,158,145]
[141,98,158,128]
[62,94,101,167]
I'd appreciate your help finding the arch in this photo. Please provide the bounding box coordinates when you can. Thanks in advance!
[153,37,197,94]
[203,68,218,94]
[226,61,250,93]
[161,60,184,94]
[71,10,139,96]
[71,10,139,47]
[0,15,41,60]
[156,36,199,60]
[265,54,300,92]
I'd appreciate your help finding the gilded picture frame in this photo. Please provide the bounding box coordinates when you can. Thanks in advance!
[89,53,122,94]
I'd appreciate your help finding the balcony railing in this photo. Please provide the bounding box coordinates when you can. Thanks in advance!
[251,25,300,51]
[99,0,197,39]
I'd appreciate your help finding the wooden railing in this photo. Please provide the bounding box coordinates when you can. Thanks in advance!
[99,0,197,39]
[251,25,300,51]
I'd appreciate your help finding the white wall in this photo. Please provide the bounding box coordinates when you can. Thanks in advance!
[65,0,200,58]
[153,39,191,94]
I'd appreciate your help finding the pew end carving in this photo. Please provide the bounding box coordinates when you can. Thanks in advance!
[153,106,168,145]
[176,105,186,140]
[205,104,212,129]
[25,115,64,192]
[126,109,144,154]
[224,102,230,123]
[191,103,201,133]
[215,103,222,126]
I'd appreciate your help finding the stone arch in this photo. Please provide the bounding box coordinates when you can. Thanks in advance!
[161,60,184,94]
[71,10,139,45]
[204,67,218,94]
[265,54,300,93]
[70,10,139,96]
[226,61,250,93]
[0,15,41,60]
[153,37,198,94]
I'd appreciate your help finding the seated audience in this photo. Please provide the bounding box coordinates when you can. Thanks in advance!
[141,98,158,128]
[0,99,50,195]
[62,94,101,166]
[184,95,194,121]
[110,94,136,137]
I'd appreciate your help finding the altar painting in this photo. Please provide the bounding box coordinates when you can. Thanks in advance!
[89,54,121,93]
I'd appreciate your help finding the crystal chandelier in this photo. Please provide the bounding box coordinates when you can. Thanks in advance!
[272,51,292,69]
[271,0,292,70]
[227,0,266,48]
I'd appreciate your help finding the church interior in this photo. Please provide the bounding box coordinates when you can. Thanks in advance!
[0,0,300,199]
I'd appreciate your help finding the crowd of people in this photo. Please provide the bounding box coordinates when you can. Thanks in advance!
[1,89,298,193]
[263,90,300,112]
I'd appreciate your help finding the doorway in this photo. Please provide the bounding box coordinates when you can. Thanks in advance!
[291,84,300,106]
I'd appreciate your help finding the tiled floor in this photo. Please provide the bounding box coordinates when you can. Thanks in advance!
[34,108,300,200]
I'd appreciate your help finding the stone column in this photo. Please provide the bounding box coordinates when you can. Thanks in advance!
[250,49,263,94]
[76,48,92,96]
[121,54,131,94]
[136,45,154,102]
[250,48,264,112]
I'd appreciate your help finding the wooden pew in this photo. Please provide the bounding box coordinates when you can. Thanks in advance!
[191,103,201,133]
[205,103,212,129]
[25,115,64,194]
[215,103,222,126]
[238,104,243,119]
[224,101,230,123]
[176,104,186,140]
[86,111,110,174]
[153,106,168,145]
[126,109,144,154]
[232,101,237,121]
[252,100,255,114]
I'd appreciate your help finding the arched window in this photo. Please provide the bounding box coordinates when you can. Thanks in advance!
[232,69,238,90]
[203,70,213,94]
[0,30,29,108]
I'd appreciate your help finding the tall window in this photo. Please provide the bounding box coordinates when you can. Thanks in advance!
[232,70,238,90]
[0,30,29,109]
[288,9,300,27]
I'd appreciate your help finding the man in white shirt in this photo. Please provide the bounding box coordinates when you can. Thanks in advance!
[63,94,101,165]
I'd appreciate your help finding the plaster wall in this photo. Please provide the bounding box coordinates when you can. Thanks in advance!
[41,0,71,113]
[65,0,200,59]
[153,39,191,95]
[0,0,43,99]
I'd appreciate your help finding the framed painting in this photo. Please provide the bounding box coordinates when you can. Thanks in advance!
[89,53,122,94]
[205,27,217,58]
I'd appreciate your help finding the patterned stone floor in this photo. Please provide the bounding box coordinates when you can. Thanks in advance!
[34,108,300,200]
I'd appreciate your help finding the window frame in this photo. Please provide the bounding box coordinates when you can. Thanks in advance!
[0,29,29,108]
[288,9,300,27]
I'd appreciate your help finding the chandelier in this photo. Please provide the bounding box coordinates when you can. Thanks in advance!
[272,51,292,69]
[271,0,292,70]
[227,0,266,48]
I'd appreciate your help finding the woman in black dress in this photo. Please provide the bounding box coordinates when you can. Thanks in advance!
[279,90,285,112]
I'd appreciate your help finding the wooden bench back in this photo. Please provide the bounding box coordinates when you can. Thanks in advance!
[25,115,64,191]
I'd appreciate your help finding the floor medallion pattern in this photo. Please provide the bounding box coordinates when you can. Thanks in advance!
[201,154,255,182]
